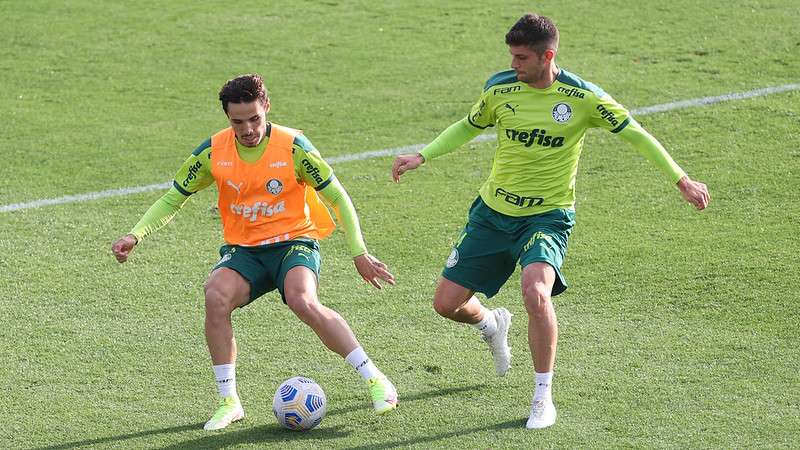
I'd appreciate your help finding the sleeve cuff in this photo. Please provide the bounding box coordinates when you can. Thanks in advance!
[315,175,335,191]
[350,248,368,258]
[610,117,631,133]
[467,115,492,130]
[172,180,193,196]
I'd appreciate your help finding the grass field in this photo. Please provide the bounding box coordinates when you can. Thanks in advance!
[2,1,799,448]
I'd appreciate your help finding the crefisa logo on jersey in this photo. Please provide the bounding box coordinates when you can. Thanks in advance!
[181,161,203,188]
[552,103,572,123]
[266,178,283,195]
[301,159,325,184]
[505,128,565,148]
[556,86,585,99]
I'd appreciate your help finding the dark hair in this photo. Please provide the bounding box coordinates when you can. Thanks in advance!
[218,74,268,114]
[505,13,559,52]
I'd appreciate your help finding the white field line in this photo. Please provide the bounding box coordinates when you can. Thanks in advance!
[630,83,800,115]
[2,83,798,214]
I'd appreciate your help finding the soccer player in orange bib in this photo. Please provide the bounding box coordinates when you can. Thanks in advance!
[112,74,398,430]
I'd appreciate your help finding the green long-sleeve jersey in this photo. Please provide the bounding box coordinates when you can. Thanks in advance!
[424,68,685,217]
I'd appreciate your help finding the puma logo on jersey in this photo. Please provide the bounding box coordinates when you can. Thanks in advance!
[504,103,518,114]
[226,180,243,193]
[505,128,565,148]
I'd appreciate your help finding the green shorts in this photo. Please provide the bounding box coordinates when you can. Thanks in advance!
[213,239,321,305]
[442,197,575,298]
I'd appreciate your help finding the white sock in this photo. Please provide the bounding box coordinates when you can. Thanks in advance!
[345,347,382,381]
[213,363,237,399]
[471,306,497,336]
[534,371,553,401]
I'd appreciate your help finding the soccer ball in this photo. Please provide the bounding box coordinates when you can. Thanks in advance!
[273,376,327,431]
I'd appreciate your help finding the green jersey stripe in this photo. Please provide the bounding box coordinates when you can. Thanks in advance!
[611,117,631,133]
[192,138,211,156]
[172,180,192,196]
[483,70,519,91]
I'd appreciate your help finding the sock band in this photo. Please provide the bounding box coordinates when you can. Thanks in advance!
[471,306,497,336]
[345,346,382,380]
[534,371,553,401]
[213,363,237,398]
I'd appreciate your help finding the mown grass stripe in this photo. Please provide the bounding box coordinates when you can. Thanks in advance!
[1,83,797,214]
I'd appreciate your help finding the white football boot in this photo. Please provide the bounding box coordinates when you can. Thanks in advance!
[480,307,512,376]
[526,398,557,429]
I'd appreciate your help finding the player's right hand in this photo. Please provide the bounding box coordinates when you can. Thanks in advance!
[112,234,138,263]
[677,176,710,210]
[391,153,425,182]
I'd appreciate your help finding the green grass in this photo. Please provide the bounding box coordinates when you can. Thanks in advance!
[2,0,799,448]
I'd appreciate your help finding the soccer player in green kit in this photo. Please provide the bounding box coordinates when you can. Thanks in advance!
[392,13,709,429]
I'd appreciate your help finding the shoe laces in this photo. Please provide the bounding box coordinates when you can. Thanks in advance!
[530,400,547,419]
[211,397,238,420]
[368,377,393,402]
[481,326,500,344]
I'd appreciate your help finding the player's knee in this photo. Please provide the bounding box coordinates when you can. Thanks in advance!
[432,296,457,318]
[285,291,319,322]
[522,285,551,317]
[204,283,237,317]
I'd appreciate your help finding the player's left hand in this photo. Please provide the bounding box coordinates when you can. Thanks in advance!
[391,153,425,182]
[112,234,138,263]
[677,176,710,210]
[353,253,395,289]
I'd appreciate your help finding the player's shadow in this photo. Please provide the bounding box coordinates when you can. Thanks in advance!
[343,418,523,450]
[34,423,205,450]
[326,383,487,417]
[33,422,351,450]
[161,384,489,450]
[160,423,353,449]
[34,384,488,449]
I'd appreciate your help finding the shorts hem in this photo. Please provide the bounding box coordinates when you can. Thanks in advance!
[441,271,500,299]
[277,262,320,304]
[519,258,568,296]
[211,265,260,305]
